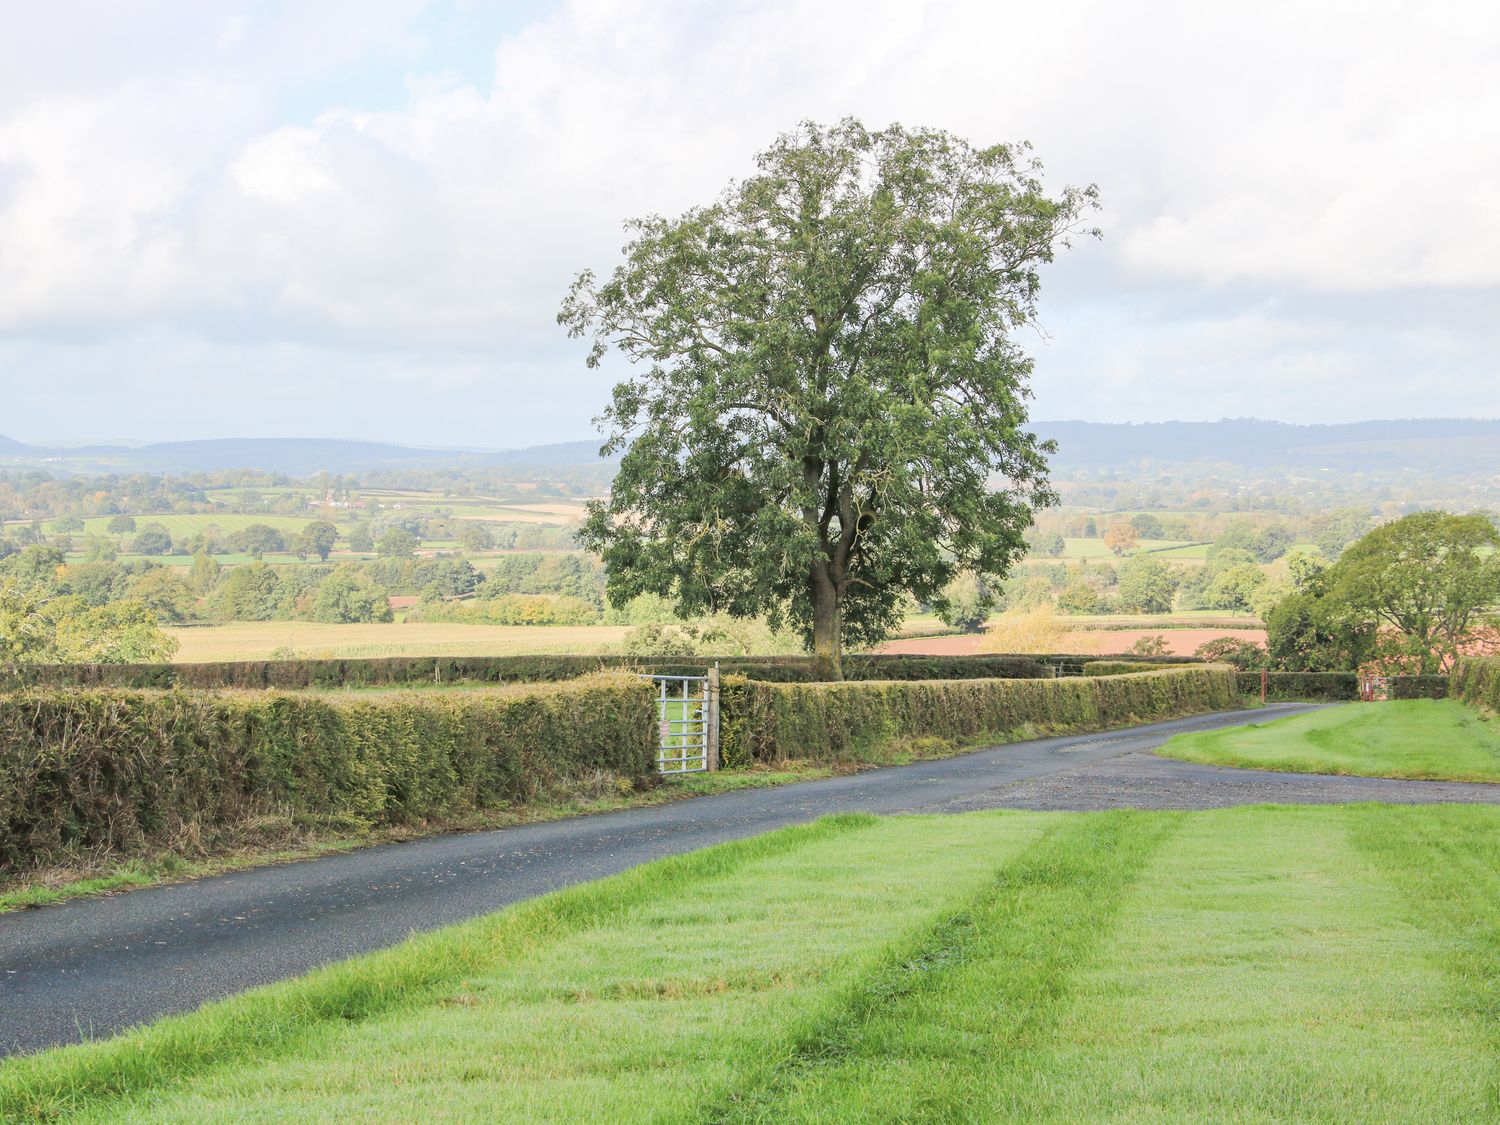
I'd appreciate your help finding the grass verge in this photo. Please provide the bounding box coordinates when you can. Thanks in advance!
[1156,699,1500,782]
[10,806,1500,1121]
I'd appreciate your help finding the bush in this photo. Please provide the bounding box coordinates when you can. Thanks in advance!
[1453,657,1500,711]
[1194,636,1268,671]
[720,666,1239,766]
[0,674,655,870]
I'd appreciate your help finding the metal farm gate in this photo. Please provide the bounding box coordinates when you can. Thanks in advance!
[645,667,720,774]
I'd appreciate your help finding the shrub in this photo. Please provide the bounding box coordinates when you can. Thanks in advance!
[720,666,1239,765]
[1453,657,1500,711]
[0,674,655,871]
[1194,636,1268,671]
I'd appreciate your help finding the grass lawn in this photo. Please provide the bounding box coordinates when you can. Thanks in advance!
[1159,700,1500,782]
[7,805,1500,1122]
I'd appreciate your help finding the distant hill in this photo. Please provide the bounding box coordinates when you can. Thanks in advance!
[1037,418,1500,472]
[0,435,611,476]
[2,420,1496,477]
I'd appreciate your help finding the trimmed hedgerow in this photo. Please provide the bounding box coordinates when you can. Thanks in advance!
[1236,672,1360,701]
[1232,671,1448,701]
[0,674,655,871]
[1453,657,1500,711]
[719,665,1239,766]
[2,653,1057,691]
[1082,661,1178,677]
[1387,675,1450,700]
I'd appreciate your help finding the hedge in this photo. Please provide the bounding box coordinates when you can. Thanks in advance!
[2,653,1060,691]
[1232,671,1449,701]
[1453,657,1500,711]
[1236,671,1360,701]
[1387,675,1450,700]
[719,665,1239,766]
[1082,661,1178,676]
[0,673,655,871]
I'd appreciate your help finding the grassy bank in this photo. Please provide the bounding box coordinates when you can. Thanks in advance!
[6,805,1500,1120]
[1157,700,1500,782]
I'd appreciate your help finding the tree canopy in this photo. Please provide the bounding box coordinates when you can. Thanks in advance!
[1266,510,1500,672]
[562,119,1097,675]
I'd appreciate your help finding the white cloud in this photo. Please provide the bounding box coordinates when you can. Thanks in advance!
[0,0,1496,443]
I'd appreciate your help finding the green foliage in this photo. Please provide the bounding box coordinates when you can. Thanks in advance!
[105,515,137,535]
[126,568,198,623]
[1251,524,1295,563]
[209,562,287,621]
[1265,589,1375,672]
[1129,513,1164,539]
[719,666,1238,765]
[1055,579,1100,615]
[129,522,173,555]
[376,528,418,558]
[935,572,992,632]
[479,553,603,605]
[1320,511,1500,673]
[1453,657,1500,713]
[188,550,221,595]
[230,523,287,559]
[1203,562,1266,612]
[565,118,1097,674]
[1116,555,1177,614]
[311,565,394,624]
[1193,636,1268,670]
[0,675,655,869]
[1128,634,1170,657]
[415,594,599,627]
[299,520,340,561]
[1312,507,1371,561]
[1081,661,1179,676]
[5,653,1052,692]
[347,523,375,553]
[1235,671,1359,700]
[455,521,495,552]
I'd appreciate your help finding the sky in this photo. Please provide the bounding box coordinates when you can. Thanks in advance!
[1,0,1496,448]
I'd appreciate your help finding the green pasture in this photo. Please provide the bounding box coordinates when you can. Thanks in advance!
[1159,700,1500,782]
[7,804,1500,1121]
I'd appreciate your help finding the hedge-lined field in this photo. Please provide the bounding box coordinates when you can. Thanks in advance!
[0,674,655,871]
[721,665,1239,765]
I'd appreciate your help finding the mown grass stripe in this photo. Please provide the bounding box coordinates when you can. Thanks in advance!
[1347,804,1500,1037]
[998,805,1497,1122]
[702,810,1180,1124]
[0,813,879,1123]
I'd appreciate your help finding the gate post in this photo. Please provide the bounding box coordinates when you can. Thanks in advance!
[706,664,721,772]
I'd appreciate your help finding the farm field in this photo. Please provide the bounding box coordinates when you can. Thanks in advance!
[880,623,1268,657]
[165,622,633,662]
[1159,700,1500,782]
[9,805,1500,1121]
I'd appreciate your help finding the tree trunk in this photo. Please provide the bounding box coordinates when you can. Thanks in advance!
[811,561,843,681]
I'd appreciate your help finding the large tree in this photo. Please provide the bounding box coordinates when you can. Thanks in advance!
[1319,511,1500,673]
[562,119,1097,676]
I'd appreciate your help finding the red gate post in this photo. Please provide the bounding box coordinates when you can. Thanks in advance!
[1260,669,1267,705]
